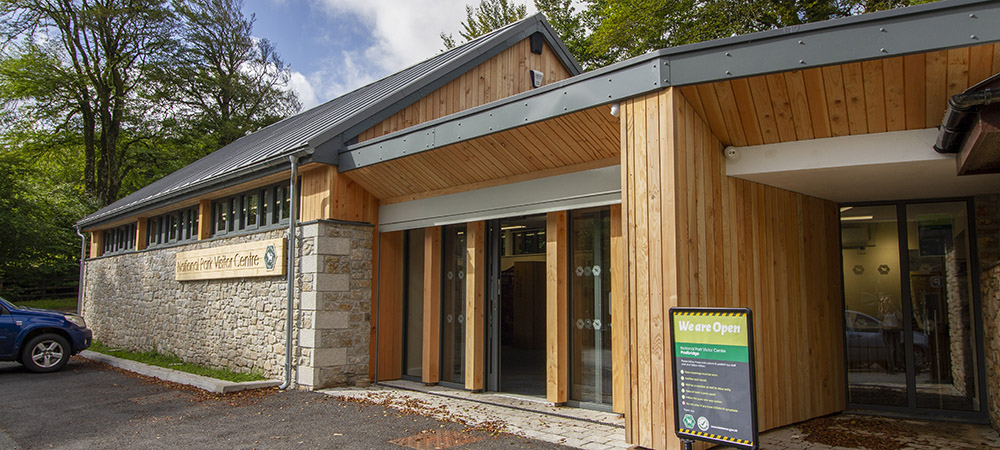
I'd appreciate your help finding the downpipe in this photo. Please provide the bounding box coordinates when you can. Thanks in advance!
[75,227,87,316]
[279,149,311,390]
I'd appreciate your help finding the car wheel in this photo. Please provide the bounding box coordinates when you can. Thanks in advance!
[22,334,71,373]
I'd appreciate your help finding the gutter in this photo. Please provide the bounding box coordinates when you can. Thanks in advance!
[934,87,999,153]
[279,147,313,390]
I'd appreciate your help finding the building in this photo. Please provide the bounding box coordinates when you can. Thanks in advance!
[77,1,1000,449]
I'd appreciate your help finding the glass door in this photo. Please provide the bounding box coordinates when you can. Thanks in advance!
[440,224,467,386]
[570,207,613,406]
[841,200,984,417]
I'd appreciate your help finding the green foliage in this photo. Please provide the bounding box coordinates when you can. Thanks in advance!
[0,0,300,296]
[12,297,78,311]
[441,0,528,50]
[537,0,929,69]
[89,341,266,382]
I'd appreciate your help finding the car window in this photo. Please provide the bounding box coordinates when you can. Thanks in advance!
[854,314,880,329]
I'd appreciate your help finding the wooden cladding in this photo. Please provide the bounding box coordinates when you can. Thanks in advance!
[371,230,404,381]
[300,164,379,224]
[465,221,486,391]
[610,204,625,414]
[545,211,569,404]
[345,106,620,203]
[620,88,844,449]
[358,39,573,143]
[678,44,1000,147]
[422,227,443,384]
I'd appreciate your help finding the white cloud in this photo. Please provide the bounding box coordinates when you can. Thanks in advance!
[287,71,320,110]
[314,0,537,74]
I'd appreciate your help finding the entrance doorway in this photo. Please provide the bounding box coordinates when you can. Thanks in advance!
[486,215,548,397]
[839,200,986,418]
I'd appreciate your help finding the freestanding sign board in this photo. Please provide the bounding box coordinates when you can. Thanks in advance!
[670,307,758,450]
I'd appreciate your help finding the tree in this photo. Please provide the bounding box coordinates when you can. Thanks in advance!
[156,0,300,153]
[441,0,528,50]
[0,0,176,206]
[536,0,925,70]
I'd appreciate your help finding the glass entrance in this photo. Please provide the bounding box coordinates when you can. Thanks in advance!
[569,207,612,405]
[840,200,984,416]
[440,224,467,386]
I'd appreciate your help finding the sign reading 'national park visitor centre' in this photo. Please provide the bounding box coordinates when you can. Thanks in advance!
[175,238,286,281]
[670,307,758,450]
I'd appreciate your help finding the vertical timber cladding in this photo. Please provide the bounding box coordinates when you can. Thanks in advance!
[371,230,404,381]
[465,221,486,391]
[546,211,569,403]
[422,226,443,384]
[619,87,844,449]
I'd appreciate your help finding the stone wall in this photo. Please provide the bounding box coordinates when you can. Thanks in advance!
[81,220,374,389]
[296,221,373,388]
[976,194,1000,430]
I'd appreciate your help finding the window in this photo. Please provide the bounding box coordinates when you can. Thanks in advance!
[147,206,199,248]
[102,223,137,256]
[211,182,290,237]
[501,229,546,256]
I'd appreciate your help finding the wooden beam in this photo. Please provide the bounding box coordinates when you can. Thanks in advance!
[422,226,442,384]
[610,203,626,414]
[371,231,404,381]
[197,199,212,240]
[135,218,147,251]
[89,231,103,259]
[546,210,568,404]
[464,221,486,391]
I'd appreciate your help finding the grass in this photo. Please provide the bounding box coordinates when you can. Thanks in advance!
[88,341,266,383]
[12,297,78,311]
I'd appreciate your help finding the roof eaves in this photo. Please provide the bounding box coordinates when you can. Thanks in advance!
[339,0,1000,171]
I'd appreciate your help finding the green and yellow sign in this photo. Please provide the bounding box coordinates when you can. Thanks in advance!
[670,308,758,450]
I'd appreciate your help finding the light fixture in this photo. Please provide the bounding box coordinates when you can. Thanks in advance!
[839,206,854,212]
[840,215,874,221]
[724,146,739,159]
[501,225,526,231]
[610,102,620,117]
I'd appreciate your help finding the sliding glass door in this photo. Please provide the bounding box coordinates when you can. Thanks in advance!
[440,224,467,386]
[840,200,984,417]
[569,207,613,406]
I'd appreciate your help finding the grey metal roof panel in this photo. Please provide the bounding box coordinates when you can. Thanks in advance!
[79,13,579,228]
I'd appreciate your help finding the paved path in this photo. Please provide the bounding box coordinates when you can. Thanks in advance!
[323,380,630,450]
[0,357,565,450]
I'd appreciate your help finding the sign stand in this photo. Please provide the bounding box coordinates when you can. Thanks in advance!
[670,307,759,450]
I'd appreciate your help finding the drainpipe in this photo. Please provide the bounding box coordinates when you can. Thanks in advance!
[279,148,311,390]
[934,88,997,154]
[373,233,382,386]
[75,227,87,316]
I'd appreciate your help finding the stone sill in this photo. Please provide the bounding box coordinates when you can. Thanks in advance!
[81,350,281,394]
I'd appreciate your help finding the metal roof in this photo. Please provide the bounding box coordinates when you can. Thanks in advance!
[78,13,580,228]
[340,0,1000,171]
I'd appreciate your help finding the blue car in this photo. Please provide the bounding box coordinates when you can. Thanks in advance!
[0,296,92,373]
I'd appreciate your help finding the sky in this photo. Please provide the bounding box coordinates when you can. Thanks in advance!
[241,0,539,111]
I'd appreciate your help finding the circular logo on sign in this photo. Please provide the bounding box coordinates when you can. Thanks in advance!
[264,245,277,270]
[683,414,696,429]
[697,416,710,432]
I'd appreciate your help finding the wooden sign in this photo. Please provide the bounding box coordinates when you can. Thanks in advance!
[175,238,286,281]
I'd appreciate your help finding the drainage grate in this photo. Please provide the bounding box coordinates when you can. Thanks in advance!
[389,429,483,450]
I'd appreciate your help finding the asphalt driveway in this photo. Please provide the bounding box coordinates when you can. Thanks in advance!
[0,357,564,450]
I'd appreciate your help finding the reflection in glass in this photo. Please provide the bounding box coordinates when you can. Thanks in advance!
[841,205,907,407]
[906,202,980,411]
[441,225,467,384]
[404,229,425,378]
[570,207,612,404]
[498,215,547,397]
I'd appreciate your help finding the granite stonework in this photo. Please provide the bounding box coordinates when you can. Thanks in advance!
[976,194,1000,430]
[81,220,373,390]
